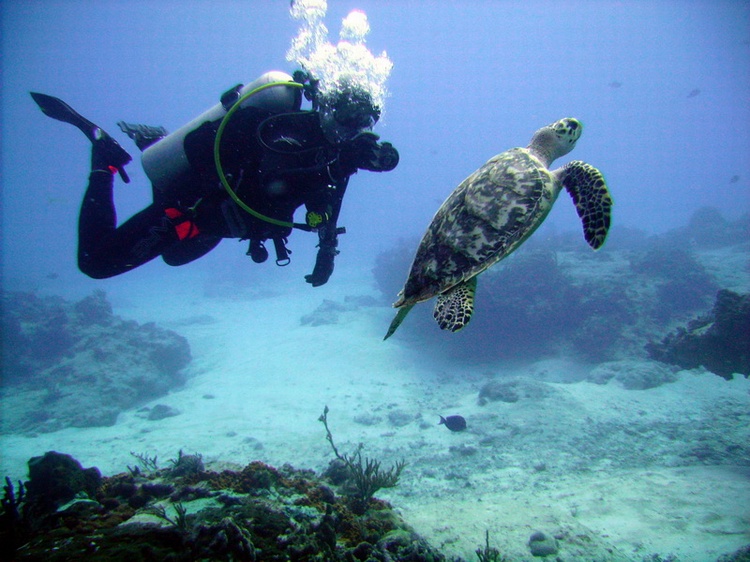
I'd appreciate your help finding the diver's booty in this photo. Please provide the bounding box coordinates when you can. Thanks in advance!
[91,129,133,183]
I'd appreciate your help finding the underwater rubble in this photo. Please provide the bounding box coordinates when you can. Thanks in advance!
[300,296,380,327]
[1,451,449,562]
[0,290,191,433]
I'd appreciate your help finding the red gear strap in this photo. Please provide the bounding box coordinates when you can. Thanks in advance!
[165,208,200,240]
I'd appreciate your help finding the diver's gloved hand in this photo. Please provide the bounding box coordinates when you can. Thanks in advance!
[340,132,399,172]
[91,128,132,183]
[305,243,338,287]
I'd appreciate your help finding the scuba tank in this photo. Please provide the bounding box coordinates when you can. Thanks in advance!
[141,71,301,194]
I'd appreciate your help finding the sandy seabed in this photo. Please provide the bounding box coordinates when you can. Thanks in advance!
[1,266,748,561]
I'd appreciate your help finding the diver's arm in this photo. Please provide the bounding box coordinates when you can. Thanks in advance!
[305,222,340,287]
[303,134,399,286]
[338,132,399,173]
[304,177,348,287]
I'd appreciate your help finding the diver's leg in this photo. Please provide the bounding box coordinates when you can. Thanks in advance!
[78,168,178,278]
[161,236,222,266]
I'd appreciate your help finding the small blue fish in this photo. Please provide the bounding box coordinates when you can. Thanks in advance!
[439,415,467,432]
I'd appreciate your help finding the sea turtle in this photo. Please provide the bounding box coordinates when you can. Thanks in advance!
[384,117,613,339]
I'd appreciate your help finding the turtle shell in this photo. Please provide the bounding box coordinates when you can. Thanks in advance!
[396,148,559,306]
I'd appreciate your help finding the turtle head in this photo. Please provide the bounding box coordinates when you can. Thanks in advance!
[527,118,582,167]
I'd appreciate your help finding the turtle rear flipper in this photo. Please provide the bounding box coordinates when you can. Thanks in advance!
[384,305,414,340]
[560,160,613,250]
[433,276,477,332]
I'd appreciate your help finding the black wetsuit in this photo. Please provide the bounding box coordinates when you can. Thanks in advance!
[78,106,371,281]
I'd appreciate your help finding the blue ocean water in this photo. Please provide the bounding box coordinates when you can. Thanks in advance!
[1,2,749,560]
[1,0,748,291]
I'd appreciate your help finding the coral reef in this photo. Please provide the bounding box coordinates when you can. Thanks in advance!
[0,451,447,561]
[168,450,205,477]
[475,530,505,562]
[1,477,25,554]
[646,289,750,380]
[629,243,718,323]
[24,452,102,521]
[683,206,749,250]
[0,290,192,433]
[717,544,750,562]
[527,530,558,557]
[478,250,582,347]
[319,406,406,515]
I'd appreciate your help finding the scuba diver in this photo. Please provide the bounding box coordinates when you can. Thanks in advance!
[30,70,399,286]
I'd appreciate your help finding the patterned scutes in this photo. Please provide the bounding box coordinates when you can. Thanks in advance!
[403,149,556,303]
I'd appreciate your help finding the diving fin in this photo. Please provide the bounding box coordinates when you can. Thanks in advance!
[117,121,168,151]
[30,92,132,183]
[31,92,101,142]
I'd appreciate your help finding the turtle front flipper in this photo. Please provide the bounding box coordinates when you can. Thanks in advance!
[560,160,613,249]
[433,276,477,332]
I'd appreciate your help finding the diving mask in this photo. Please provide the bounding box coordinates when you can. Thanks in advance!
[318,87,381,143]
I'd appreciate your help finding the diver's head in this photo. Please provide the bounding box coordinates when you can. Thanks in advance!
[318,86,381,144]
